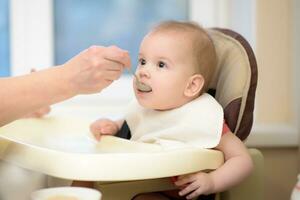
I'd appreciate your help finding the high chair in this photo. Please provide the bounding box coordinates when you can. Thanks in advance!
[0,28,262,200]
[94,28,263,200]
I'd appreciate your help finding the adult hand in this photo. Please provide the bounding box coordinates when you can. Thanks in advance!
[0,45,130,126]
[62,45,131,95]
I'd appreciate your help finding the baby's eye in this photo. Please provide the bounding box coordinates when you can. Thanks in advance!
[139,58,146,65]
[158,61,166,68]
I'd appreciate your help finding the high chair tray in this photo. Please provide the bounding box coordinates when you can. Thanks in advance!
[0,117,224,181]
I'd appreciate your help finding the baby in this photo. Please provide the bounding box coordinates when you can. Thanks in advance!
[85,21,253,200]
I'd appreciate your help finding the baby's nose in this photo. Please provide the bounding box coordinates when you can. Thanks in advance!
[137,67,151,79]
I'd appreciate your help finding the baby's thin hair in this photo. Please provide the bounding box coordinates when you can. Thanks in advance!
[151,21,217,93]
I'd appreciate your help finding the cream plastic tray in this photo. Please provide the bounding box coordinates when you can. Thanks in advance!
[0,117,224,181]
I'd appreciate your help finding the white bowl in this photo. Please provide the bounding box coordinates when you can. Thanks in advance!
[31,187,101,200]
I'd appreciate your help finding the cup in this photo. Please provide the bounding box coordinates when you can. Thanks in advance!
[31,187,101,200]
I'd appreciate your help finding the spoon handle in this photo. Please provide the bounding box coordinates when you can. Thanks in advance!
[128,68,139,81]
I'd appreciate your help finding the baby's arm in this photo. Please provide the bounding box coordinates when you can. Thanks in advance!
[207,132,253,192]
[175,131,253,199]
[90,118,124,140]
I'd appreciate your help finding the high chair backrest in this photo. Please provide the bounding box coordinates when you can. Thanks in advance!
[207,28,258,141]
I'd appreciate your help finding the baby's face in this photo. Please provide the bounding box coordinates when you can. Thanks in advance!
[133,31,196,110]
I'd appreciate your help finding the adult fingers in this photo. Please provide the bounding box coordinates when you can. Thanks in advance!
[100,79,114,90]
[91,57,124,71]
[103,45,131,68]
[103,70,122,81]
[36,107,51,117]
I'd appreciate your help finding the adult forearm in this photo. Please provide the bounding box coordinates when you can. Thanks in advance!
[0,66,74,126]
[0,45,130,127]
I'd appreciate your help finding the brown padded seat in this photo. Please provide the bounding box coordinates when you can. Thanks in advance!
[207,28,258,141]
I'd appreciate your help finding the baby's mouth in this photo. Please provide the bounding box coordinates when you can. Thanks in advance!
[136,82,152,92]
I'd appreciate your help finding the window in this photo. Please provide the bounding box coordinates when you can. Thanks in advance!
[229,0,255,48]
[190,0,255,49]
[53,0,188,71]
[8,0,257,103]
[0,0,10,77]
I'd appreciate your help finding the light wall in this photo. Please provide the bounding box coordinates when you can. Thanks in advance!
[255,0,294,124]
[255,0,299,199]
[293,0,300,162]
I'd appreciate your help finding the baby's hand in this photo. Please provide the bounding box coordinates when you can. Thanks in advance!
[174,172,214,199]
[90,119,119,141]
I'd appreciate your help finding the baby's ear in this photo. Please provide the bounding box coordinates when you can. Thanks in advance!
[184,74,204,98]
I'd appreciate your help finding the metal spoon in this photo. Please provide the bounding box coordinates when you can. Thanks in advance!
[129,69,152,92]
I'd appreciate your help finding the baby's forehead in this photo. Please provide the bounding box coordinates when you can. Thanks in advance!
[144,33,192,52]
[149,28,192,38]
[147,30,197,48]
[142,32,196,59]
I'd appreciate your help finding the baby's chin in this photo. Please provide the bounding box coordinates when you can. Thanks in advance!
[135,98,155,109]
[136,98,153,109]
[136,99,173,111]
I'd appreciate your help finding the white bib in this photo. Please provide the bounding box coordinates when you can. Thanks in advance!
[125,93,224,149]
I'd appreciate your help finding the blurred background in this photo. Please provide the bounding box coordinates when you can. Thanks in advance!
[0,0,299,199]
